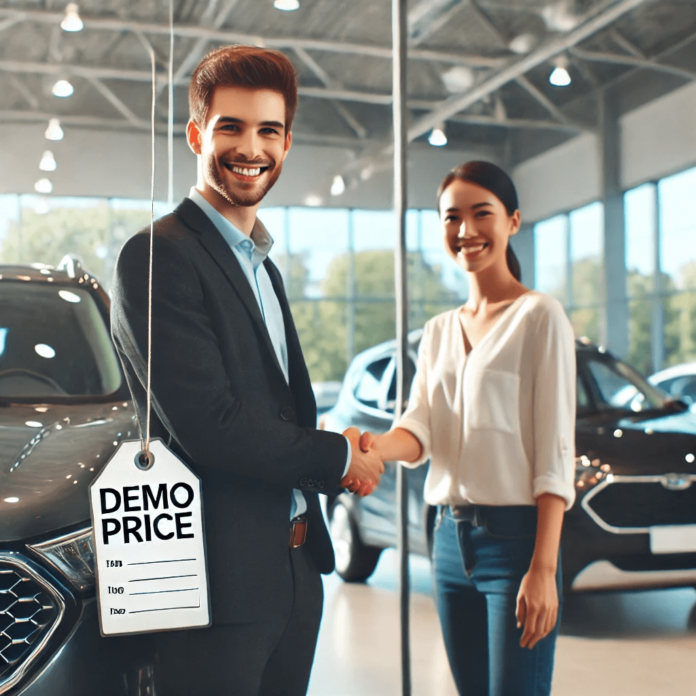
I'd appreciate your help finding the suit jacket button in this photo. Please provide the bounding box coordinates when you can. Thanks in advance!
[280,407,294,421]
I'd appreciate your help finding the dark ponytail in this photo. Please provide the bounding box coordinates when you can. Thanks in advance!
[437,161,522,282]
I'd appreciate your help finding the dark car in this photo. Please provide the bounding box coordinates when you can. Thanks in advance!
[649,362,696,410]
[323,331,696,593]
[0,259,157,696]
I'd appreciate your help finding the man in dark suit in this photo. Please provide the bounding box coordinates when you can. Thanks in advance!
[111,45,383,695]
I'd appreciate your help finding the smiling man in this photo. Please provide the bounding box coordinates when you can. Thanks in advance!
[110,46,383,696]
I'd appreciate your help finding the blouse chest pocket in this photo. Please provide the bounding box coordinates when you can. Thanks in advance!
[466,368,520,435]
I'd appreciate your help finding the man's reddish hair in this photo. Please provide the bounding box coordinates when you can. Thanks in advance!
[189,45,299,132]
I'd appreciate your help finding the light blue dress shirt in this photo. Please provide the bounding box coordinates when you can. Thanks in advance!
[188,189,350,519]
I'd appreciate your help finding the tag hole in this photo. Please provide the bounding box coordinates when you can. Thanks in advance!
[135,451,154,470]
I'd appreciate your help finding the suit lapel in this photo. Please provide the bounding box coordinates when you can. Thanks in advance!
[264,258,316,423]
[174,198,286,383]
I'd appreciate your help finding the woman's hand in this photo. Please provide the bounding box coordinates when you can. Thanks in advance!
[515,566,558,650]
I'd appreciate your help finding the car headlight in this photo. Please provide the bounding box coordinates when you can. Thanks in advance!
[28,527,95,593]
[575,455,613,490]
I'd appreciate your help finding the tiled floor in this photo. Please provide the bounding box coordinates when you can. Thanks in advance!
[308,550,696,696]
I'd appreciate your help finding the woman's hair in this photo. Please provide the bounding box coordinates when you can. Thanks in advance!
[189,45,298,132]
[437,161,522,282]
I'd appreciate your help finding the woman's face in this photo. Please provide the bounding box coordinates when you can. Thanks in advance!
[439,178,520,274]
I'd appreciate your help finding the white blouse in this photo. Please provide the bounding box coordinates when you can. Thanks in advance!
[396,291,577,510]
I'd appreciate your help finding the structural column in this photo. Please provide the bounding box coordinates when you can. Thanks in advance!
[601,91,629,356]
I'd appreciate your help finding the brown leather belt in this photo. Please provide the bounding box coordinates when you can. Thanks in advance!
[289,516,308,548]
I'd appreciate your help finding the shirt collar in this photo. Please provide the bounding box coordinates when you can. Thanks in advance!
[188,187,274,261]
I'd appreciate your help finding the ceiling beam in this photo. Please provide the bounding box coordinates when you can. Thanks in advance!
[85,76,148,128]
[0,7,506,68]
[170,0,241,88]
[0,108,378,148]
[0,59,442,109]
[0,15,23,33]
[570,47,696,81]
[293,47,368,138]
[408,0,467,46]
[406,0,656,142]
[6,74,40,110]
[447,113,587,132]
[516,74,570,124]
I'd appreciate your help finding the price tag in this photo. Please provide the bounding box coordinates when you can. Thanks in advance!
[89,439,210,636]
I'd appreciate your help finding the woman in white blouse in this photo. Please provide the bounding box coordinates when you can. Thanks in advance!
[356,161,576,696]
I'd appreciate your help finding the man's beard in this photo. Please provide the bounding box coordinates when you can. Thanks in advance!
[206,156,283,208]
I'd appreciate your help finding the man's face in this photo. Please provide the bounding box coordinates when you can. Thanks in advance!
[187,86,292,208]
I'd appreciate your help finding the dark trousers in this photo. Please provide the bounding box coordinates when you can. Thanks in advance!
[432,506,562,696]
[155,545,323,696]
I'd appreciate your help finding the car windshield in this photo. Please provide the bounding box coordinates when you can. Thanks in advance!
[0,282,123,398]
[582,354,668,413]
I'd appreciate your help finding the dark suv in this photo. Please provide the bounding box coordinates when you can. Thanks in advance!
[0,259,156,696]
[323,331,696,593]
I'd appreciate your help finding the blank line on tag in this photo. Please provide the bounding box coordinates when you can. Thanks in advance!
[128,558,196,566]
[130,604,201,615]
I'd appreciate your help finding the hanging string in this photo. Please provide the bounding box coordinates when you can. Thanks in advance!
[168,0,175,206]
[141,0,175,465]
[142,42,157,463]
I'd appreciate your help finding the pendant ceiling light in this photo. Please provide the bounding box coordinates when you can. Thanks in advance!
[35,178,53,194]
[61,3,83,32]
[39,151,57,172]
[52,78,74,98]
[428,124,448,147]
[330,175,346,197]
[45,118,64,140]
[274,0,300,10]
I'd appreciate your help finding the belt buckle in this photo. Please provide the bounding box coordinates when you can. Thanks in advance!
[289,516,308,548]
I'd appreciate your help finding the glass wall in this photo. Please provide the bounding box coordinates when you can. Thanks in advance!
[533,163,696,376]
[260,206,464,382]
[0,196,464,384]
[533,204,605,345]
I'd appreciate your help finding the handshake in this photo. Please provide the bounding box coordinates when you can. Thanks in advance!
[339,427,383,497]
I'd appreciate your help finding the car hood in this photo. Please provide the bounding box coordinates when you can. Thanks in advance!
[0,400,137,542]
[576,408,696,476]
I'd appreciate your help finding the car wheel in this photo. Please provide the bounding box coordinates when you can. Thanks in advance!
[329,501,382,582]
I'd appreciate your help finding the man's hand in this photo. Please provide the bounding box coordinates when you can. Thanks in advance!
[341,427,384,496]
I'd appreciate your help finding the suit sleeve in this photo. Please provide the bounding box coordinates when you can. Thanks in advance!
[111,229,347,494]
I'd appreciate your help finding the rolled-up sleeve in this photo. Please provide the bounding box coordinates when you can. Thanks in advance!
[532,301,577,509]
[395,323,433,468]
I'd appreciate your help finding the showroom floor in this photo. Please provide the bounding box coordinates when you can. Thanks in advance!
[308,551,696,696]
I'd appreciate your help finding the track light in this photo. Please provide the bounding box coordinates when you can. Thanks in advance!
[45,118,64,140]
[61,3,83,32]
[35,179,53,194]
[428,124,447,147]
[39,151,57,172]
[274,0,300,10]
[52,79,74,98]
[330,175,346,197]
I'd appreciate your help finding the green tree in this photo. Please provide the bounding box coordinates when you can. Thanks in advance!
[1,204,153,290]
[290,249,460,383]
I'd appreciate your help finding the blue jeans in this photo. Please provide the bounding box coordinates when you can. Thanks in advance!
[432,505,561,696]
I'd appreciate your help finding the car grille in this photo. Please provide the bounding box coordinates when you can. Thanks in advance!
[0,559,62,690]
[583,476,696,531]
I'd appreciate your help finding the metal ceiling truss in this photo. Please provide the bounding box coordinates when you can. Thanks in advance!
[0,7,506,68]
[337,0,656,178]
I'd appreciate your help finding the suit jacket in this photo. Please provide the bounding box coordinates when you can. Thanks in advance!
[110,198,348,625]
